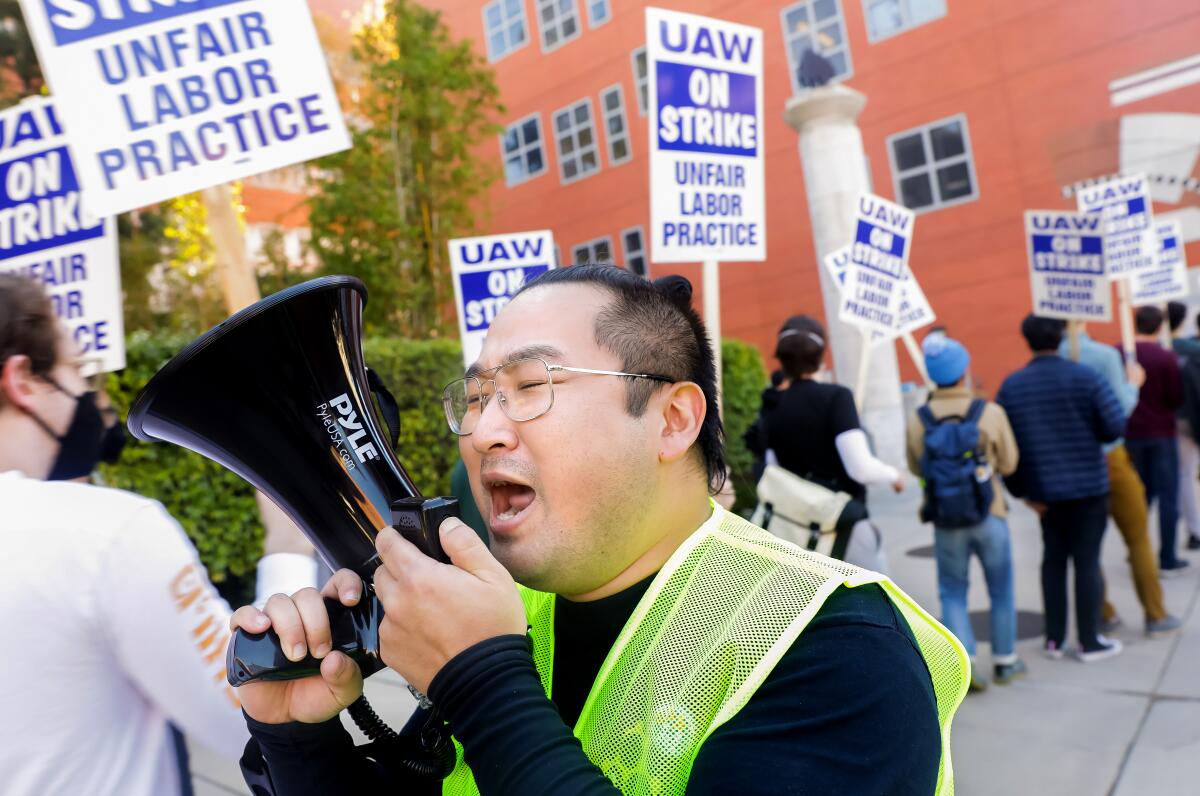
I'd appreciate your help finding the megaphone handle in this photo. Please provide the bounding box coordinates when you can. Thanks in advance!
[226,593,386,687]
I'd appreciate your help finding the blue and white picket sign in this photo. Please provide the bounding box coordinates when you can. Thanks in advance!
[1129,220,1188,306]
[826,243,934,343]
[0,97,122,374]
[18,0,350,216]
[646,7,764,264]
[837,194,914,335]
[1075,173,1156,281]
[1024,210,1111,321]
[448,230,555,366]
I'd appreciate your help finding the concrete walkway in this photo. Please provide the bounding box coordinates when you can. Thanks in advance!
[190,486,1200,795]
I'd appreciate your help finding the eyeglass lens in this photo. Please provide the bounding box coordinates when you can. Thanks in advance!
[446,358,554,434]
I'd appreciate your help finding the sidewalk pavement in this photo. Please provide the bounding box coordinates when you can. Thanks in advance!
[190,485,1200,795]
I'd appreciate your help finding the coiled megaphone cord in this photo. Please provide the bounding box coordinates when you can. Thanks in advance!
[349,696,456,780]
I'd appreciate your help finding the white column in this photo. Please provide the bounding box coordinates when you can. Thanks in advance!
[784,85,907,466]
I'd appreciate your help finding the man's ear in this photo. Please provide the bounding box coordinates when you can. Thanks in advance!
[657,382,707,464]
[0,355,39,412]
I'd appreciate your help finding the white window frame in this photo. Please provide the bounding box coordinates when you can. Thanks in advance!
[585,0,611,28]
[885,113,979,214]
[631,47,648,116]
[572,236,615,264]
[552,98,602,185]
[536,0,582,54]
[621,226,647,277]
[500,112,548,187]
[481,0,530,62]
[862,0,947,43]
[599,84,632,167]
[779,0,854,94]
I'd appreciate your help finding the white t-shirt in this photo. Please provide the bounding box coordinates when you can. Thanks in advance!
[0,471,312,796]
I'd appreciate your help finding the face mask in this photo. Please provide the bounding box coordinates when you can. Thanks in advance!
[99,421,127,465]
[24,376,105,481]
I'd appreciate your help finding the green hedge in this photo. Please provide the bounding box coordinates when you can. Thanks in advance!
[101,332,766,583]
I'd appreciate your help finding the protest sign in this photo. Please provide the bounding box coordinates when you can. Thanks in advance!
[19,0,351,216]
[825,243,932,343]
[838,194,914,335]
[448,230,555,366]
[1024,210,1110,321]
[646,7,764,263]
[1075,174,1156,280]
[1129,220,1188,306]
[0,97,122,374]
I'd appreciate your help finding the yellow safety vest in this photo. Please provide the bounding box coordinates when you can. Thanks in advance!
[444,505,968,796]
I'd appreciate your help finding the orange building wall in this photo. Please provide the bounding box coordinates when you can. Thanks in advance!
[425,0,1200,394]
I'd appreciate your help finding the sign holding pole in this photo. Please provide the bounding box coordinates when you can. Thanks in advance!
[0,97,122,375]
[18,0,351,216]
[447,230,555,367]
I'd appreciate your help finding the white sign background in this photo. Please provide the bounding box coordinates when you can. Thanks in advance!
[1024,209,1111,321]
[646,7,764,263]
[825,243,934,344]
[448,230,556,367]
[1075,173,1156,281]
[0,97,123,373]
[19,0,351,216]
[838,194,914,335]
[1130,220,1188,306]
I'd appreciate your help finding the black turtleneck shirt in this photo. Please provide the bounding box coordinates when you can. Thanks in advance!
[242,579,941,795]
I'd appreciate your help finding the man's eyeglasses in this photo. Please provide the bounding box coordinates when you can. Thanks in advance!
[442,357,674,436]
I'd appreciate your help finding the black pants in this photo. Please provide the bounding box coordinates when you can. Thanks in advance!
[1040,495,1108,652]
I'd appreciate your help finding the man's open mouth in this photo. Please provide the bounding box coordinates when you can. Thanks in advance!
[487,478,537,525]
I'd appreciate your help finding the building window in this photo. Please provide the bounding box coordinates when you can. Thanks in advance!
[482,0,528,62]
[886,114,978,212]
[631,47,648,116]
[780,0,853,92]
[863,0,946,42]
[599,84,631,166]
[621,227,647,276]
[572,237,614,264]
[501,113,546,186]
[553,99,601,184]
[536,0,581,52]
[586,0,610,27]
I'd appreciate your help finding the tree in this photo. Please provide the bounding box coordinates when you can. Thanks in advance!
[0,0,43,108]
[307,0,503,337]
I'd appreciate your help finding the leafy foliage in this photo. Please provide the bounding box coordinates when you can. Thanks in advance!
[307,0,504,337]
[720,339,768,513]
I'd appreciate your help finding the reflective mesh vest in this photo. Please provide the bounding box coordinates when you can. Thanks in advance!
[443,505,969,796]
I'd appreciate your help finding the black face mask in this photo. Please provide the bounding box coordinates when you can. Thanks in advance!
[25,376,105,481]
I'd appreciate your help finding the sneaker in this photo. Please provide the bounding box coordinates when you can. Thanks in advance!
[1160,560,1191,578]
[1187,536,1200,551]
[993,659,1028,685]
[1099,614,1123,634]
[968,670,989,693]
[1077,637,1124,663]
[1044,640,1067,660]
[1146,615,1184,638]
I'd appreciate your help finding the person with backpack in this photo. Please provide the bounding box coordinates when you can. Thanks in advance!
[907,334,1023,692]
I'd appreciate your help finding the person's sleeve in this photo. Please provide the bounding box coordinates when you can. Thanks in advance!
[988,403,1020,477]
[1166,356,1185,410]
[905,411,923,477]
[685,585,941,796]
[93,502,249,760]
[1100,348,1139,417]
[1093,377,1127,443]
[830,386,862,436]
[834,428,900,486]
[429,635,619,795]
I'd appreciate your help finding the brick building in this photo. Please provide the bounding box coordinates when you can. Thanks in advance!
[422,0,1200,391]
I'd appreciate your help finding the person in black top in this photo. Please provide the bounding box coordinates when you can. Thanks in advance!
[755,315,905,570]
[229,268,945,795]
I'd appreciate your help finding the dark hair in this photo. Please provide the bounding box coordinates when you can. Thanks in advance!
[1168,301,1187,333]
[516,265,727,492]
[1135,305,1164,335]
[1020,314,1064,352]
[770,369,786,388]
[775,315,826,379]
[0,275,58,407]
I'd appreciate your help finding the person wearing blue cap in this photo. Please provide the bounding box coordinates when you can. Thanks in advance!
[907,333,1024,691]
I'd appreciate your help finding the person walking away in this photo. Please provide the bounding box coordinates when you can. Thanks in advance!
[1060,321,1181,638]
[761,315,906,572]
[997,315,1126,662]
[1123,306,1188,575]
[907,334,1024,691]
[1168,302,1200,551]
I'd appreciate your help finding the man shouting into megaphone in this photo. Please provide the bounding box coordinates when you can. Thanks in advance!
[232,265,967,795]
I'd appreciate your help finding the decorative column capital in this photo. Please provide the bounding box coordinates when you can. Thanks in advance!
[783,84,868,132]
